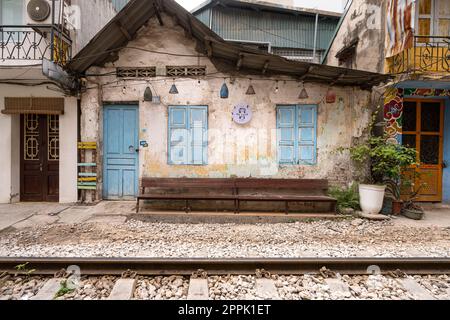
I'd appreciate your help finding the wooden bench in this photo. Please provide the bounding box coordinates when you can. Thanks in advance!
[137,178,238,213]
[234,178,337,214]
[136,178,337,214]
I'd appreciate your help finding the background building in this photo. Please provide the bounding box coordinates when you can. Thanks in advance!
[324,0,450,203]
[0,0,122,204]
[192,0,341,63]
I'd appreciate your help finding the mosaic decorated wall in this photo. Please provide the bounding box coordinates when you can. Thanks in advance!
[384,87,450,143]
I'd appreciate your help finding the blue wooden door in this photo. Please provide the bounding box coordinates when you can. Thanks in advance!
[103,105,139,200]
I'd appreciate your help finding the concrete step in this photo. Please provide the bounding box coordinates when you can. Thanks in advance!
[108,279,137,300]
[400,278,436,300]
[32,278,64,300]
[255,278,280,300]
[187,278,209,300]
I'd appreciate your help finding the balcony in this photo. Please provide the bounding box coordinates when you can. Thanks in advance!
[0,25,72,67]
[387,35,450,75]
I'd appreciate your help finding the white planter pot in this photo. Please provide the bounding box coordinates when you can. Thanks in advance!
[359,184,386,215]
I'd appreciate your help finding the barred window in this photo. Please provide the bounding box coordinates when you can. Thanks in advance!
[116,67,156,78]
[166,66,207,77]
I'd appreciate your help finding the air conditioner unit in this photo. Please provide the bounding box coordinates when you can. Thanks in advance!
[26,0,70,35]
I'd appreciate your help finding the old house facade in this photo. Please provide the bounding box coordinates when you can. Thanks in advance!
[324,0,450,204]
[68,0,386,205]
[0,0,123,204]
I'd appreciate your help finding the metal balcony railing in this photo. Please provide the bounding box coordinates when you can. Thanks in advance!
[389,35,450,74]
[0,25,72,67]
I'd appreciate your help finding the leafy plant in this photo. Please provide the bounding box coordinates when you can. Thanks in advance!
[54,280,75,299]
[328,183,360,213]
[348,136,418,184]
[15,262,36,278]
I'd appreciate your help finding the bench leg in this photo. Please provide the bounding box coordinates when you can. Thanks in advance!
[236,200,240,214]
[285,201,289,215]
[185,200,191,213]
[136,199,139,213]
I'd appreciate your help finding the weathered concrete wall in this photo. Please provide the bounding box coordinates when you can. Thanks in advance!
[324,0,385,73]
[71,0,118,54]
[80,13,374,199]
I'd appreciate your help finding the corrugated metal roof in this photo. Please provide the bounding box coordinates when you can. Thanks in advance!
[209,6,337,50]
[191,0,342,18]
[68,0,389,88]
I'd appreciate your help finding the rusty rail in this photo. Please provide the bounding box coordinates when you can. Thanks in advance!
[0,257,449,276]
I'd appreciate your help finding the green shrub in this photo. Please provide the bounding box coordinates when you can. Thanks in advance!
[328,183,360,213]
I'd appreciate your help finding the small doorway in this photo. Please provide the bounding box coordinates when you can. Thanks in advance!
[402,99,445,202]
[20,114,60,202]
[103,105,139,200]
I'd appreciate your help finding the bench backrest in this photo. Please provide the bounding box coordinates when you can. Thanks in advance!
[234,178,329,191]
[141,178,235,189]
[141,178,329,192]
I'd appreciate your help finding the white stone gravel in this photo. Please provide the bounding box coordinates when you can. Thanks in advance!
[0,276,47,300]
[0,219,448,258]
[56,276,116,300]
[209,275,260,300]
[134,276,189,300]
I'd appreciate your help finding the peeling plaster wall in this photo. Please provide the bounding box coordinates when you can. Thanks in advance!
[80,13,374,199]
[325,0,385,73]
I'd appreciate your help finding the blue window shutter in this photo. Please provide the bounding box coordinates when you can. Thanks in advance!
[169,106,207,165]
[277,106,296,164]
[189,107,208,165]
[169,107,188,164]
[298,105,317,165]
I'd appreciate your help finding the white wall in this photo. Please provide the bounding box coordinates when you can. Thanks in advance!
[59,97,78,203]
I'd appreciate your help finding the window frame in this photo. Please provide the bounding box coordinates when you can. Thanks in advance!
[415,0,450,37]
[276,104,318,166]
[167,105,208,166]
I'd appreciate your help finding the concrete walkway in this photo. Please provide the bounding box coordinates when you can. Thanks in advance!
[0,201,449,231]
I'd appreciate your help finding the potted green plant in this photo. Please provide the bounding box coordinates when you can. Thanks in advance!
[346,136,417,215]
[384,180,403,215]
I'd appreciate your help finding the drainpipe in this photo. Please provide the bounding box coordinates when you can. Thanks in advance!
[313,13,319,63]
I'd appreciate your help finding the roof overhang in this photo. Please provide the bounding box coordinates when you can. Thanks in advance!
[68,0,390,89]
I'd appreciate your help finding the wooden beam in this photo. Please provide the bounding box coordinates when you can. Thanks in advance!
[298,66,315,80]
[262,60,270,74]
[116,22,132,40]
[330,72,346,85]
[153,3,164,26]
[186,15,193,38]
[236,53,244,71]
[204,39,213,57]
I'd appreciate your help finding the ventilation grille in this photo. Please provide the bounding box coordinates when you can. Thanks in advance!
[116,67,156,78]
[166,66,207,77]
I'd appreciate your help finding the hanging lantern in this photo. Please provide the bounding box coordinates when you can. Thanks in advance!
[144,86,153,101]
[220,82,229,99]
[169,79,179,94]
[299,83,309,99]
[326,87,336,103]
[275,80,279,93]
[246,79,255,95]
[246,85,255,95]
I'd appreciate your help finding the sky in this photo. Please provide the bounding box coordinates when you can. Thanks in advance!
[175,0,346,13]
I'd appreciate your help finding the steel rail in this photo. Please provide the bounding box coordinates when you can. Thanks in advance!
[0,258,449,276]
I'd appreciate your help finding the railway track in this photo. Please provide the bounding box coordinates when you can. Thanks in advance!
[1,257,449,276]
[0,257,449,300]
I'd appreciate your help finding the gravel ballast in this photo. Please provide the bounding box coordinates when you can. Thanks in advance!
[0,218,448,258]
